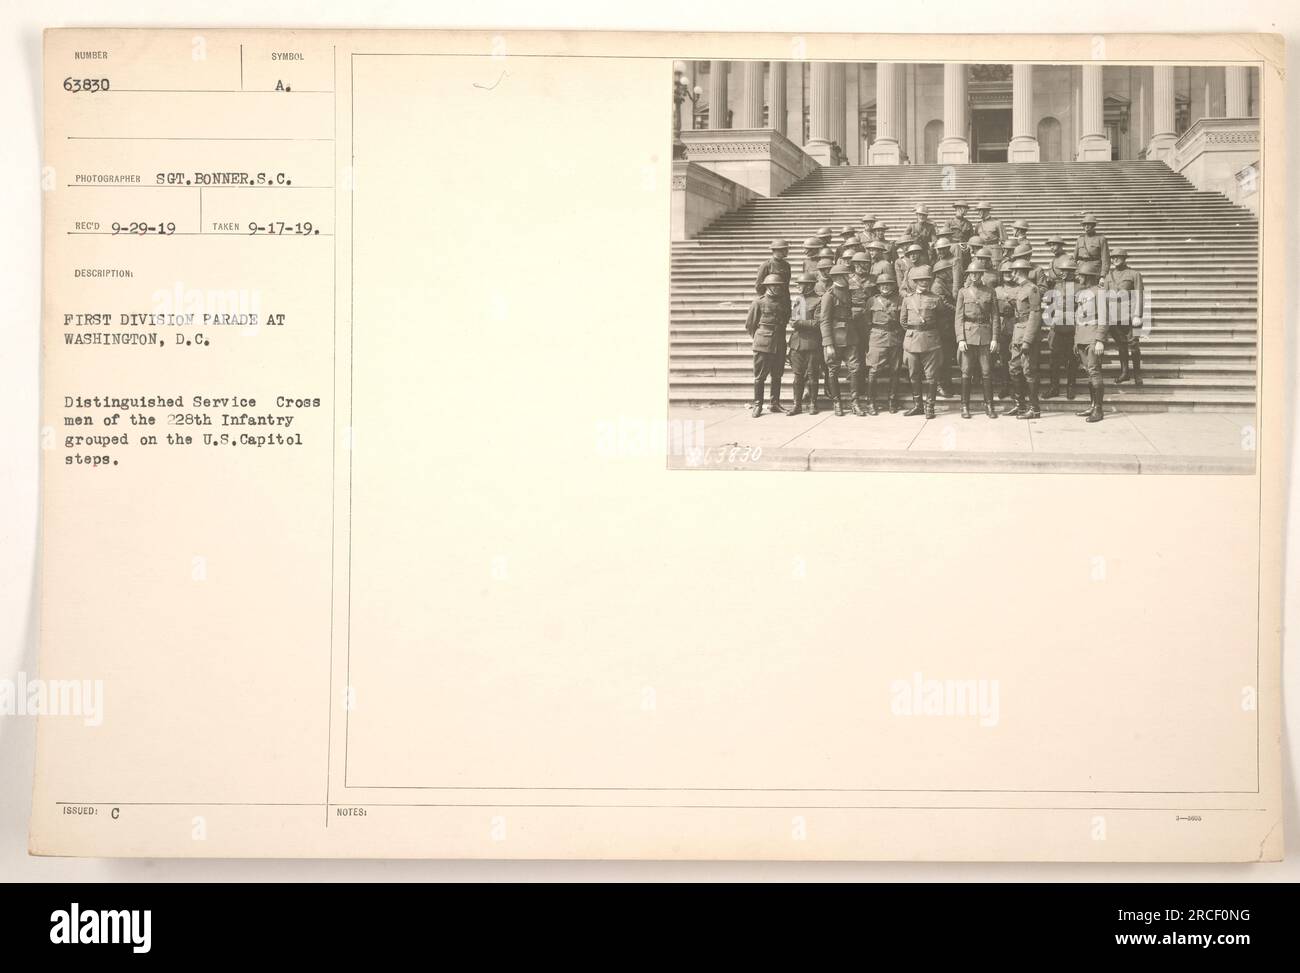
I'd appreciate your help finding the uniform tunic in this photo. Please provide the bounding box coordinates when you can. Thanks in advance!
[902,291,944,380]
[787,291,822,379]
[745,292,788,380]
[1105,265,1144,342]
[1074,232,1110,278]
[955,283,997,346]
[1009,282,1043,381]
[864,293,903,371]
[1072,284,1110,379]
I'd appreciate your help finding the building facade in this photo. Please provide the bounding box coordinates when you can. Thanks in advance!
[676,61,1260,167]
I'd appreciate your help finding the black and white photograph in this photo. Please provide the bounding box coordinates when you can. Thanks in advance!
[669,59,1261,472]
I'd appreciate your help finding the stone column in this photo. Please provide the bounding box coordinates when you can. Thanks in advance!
[737,61,765,128]
[1008,64,1039,162]
[869,62,902,164]
[768,61,786,137]
[1076,64,1111,160]
[804,61,834,164]
[707,60,729,129]
[843,63,860,163]
[937,63,969,163]
[1146,66,1177,161]
[1225,66,1249,116]
[828,63,846,159]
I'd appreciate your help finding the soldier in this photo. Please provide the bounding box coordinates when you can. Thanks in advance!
[1072,264,1110,423]
[974,201,1006,267]
[754,239,792,315]
[1074,212,1110,279]
[865,238,896,287]
[816,226,835,250]
[859,213,877,241]
[931,237,959,397]
[786,273,823,416]
[905,204,937,260]
[901,265,944,419]
[848,253,876,415]
[1004,257,1043,419]
[1007,218,1031,249]
[1044,236,1067,265]
[814,257,834,295]
[1042,255,1080,400]
[940,201,974,249]
[800,237,823,277]
[1106,247,1145,386]
[954,256,999,418]
[835,226,860,263]
[897,241,924,298]
[993,258,1018,401]
[893,236,916,293]
[864,272,904,414]
[1011,241,1052,291]
[818,263,862,417]
[870,221,896,262]
[745,273,790,417]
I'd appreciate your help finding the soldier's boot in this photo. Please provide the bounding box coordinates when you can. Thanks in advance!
[1075,385,1095,417]
[1115,341,1131,383]
[865,374,880,415]
[1086,378,1105,423]
[826,367,844,416]
[751,379,764,418]
[924,382,938,420]
[1065,358,1078,400]
[1003,374,1024,416]
[768,373,786,414]
[960,377,973,419]
[983,374,997,419]
[1131,342,1144,387]
[851,370,867,416]
[787,379,804,416]
[1043,356,1060,399]
[888,372,901,413]
[1019,377,1042,419]
[903,375,925,416]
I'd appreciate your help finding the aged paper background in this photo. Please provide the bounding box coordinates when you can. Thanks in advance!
[18,23,1287,863]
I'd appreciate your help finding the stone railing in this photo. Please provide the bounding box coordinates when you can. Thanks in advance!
[1166,117,1260,212]
[678,128,819,198]
[671,161,755,241]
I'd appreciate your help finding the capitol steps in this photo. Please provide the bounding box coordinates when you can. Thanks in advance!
[670,160,1258,413]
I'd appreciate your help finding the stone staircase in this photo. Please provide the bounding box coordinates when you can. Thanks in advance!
[670,160,1258,412]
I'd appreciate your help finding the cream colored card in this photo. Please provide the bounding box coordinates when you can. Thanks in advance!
[31,28,1283,860]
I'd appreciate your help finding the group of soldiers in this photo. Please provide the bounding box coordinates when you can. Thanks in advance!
[744,200,1146,422]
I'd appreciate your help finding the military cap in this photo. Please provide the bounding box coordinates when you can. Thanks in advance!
[966,258,990,273]
[761,273,786,286]
[850,252,871,263]
[875,273,896,285]
[818,247,837,260]
[829,263,852,277]
[1052,255,1078,272]
[977,247,996,260]
[1009,258,1034,271]
[914,204,929,215]
[1011,243,1034,258]
[999,260,1013,274]
[1045,236,1066,247]
[905,243,925,255]
[861,214,878,225]
[864,239,886,251]
[803,237,821,249]
[967,234,984,247]
[934,237,953,251]
[896,235,915,247]
[1080,212,1098,224]
[1112,247,1129,258]
[816,258,834,270]
[840,225,856,236]
[817,226,834,238]
[953,201,970,209]
[974,201,992,210]
[1010,219,1030,231]
[798,272,819,284]
[770,238,789,250]
[908,265,934,281]
[873,222,889,232]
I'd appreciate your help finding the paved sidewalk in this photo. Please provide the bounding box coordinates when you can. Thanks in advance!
[668,404,1255,474]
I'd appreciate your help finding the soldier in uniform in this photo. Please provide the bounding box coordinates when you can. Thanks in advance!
[835,226,860,264]
[864,272,904,414]
[816,226,835,250]
[894,236,916,293]
[901,265,944,419]
[1072,264,1110,422]
[1106,247,1145,386]
[905,205,937,261]
[931,237,959,397]
[1044,236,1067,267]
[745,273,790,417]
[814,257,834,295]
[786,273,823,416]
[1042,255,1080,400]
[800,237,823,277]
[1004,257,1043,419]
[993,258,1018,401]
[1011,241,1052,291]
[818,263,862,417]
[754,239,792,315]
[1074,212,1109,279]
[1007,219,1031,249]
[954,256,999,418]
[848,253,876,415]
[974,202,1006,268]
[865,239,896,287]
[940,202,974,250]
[859,213,877,242]
[870,222,896,262]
